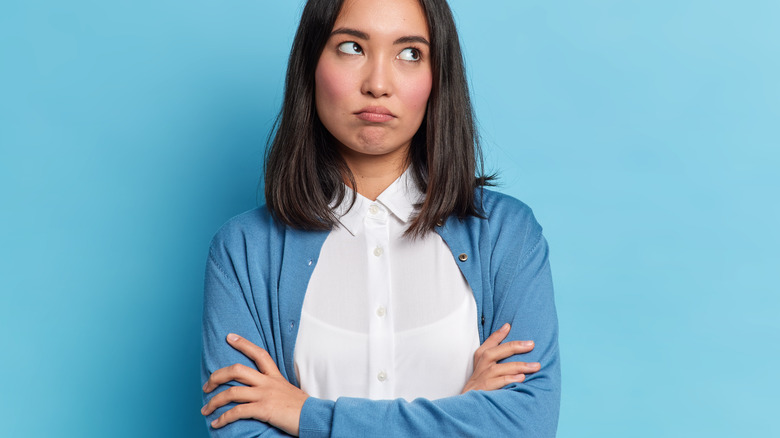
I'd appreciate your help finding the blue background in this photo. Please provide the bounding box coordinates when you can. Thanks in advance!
[1,0,778,436]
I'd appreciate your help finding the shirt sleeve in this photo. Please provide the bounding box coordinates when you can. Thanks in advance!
[298,230,561,438]
[201,244,293,438]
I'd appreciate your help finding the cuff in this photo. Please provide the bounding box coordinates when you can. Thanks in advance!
[298,397,335,438]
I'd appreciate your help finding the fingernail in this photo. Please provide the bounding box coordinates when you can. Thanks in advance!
[533,362,541,369]
[514,374,525,381]
[211,419,218,427]
[520,340,534,347]
[200,405,207,415]
[227,333,239,342]
[501,323,510,332]
[202,383,207,391]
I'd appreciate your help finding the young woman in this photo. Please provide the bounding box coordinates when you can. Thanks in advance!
[200,0,560,436]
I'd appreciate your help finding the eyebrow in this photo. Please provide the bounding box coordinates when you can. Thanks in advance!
[330,27,430,46]
[394,35,430,46]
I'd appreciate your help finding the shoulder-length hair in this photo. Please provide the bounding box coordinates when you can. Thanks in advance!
[264,0,493,238]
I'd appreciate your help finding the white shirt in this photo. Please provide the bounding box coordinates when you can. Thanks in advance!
[294,170,481,401]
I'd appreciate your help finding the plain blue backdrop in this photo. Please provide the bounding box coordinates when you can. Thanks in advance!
[1,0,778,436]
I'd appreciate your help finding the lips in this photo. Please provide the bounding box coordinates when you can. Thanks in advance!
[355,106,396,123]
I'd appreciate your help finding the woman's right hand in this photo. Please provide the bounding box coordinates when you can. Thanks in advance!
[461,323,540,393]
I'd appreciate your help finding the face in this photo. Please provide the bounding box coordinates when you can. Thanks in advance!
[315,0,433,169]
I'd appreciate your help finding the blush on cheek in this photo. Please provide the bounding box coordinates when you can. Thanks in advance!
[315,59,356,113]
[401,74,433,115]
[315,64,339,110]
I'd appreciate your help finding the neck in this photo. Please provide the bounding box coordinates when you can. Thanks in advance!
[341,150,409,201]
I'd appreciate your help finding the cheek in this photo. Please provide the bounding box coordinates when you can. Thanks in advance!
[399,72,433,116]
[315,59,352,112]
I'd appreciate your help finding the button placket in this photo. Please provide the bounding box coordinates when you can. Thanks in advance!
[364,202,394,398]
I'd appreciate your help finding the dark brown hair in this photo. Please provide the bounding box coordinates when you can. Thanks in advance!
[264,0,493,237]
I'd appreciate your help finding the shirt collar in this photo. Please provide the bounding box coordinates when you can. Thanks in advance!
[332,167,423,236]
[376,167,423,224]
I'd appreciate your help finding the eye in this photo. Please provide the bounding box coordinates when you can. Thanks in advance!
[337,42,363,55]
[397,48,421,62]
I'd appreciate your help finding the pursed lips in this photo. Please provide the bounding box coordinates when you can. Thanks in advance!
[355,106,396,123]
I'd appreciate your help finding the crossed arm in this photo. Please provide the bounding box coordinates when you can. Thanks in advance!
[201,325,540,435]
[201,219,560,437]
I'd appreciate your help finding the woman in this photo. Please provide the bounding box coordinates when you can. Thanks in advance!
[200,0,560,436]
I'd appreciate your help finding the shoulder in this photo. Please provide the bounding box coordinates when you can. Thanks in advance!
[208,206,281,258]
[479,188,536,219]
[208,205,330,262]
[467,188,546,263]
[478,188,542,236]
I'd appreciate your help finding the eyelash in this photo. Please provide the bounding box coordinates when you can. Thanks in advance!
[400,46,423,62]
[336,41,423,62]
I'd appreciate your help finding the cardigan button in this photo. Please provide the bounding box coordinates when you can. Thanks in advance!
[458,253,468,262]
[436,219,444,227]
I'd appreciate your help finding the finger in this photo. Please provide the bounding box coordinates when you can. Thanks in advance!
[482,340,535,363]
[203,363,263,393]
[483,374,526,391]
[201,386,259,416]
[211,403,269,430]
[483,323,511,350]
[226,333,283,377]
[484,361,541,379]
[474,323,510,362]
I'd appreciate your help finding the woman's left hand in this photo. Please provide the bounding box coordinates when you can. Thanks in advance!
[461,323,540,394]
[201,333,309,436]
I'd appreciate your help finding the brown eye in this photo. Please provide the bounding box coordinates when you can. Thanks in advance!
[338,41,363,55]
[397,48,421,61]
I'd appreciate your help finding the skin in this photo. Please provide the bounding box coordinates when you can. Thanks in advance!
[202,327,541,434]
[315,0,433,200]
[201,334,309,435]
[202,0,540,434]
[461,323,540,393]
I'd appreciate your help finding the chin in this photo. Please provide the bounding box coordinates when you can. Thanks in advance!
[339,140,408,159]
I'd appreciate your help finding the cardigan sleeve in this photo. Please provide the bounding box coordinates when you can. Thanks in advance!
[201,244,292,438]
[298,229,561,437]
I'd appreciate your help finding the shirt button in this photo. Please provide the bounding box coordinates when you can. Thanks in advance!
[373,246,384,257]
[376,306,386,317]
[368,205,379,215]
[458,253,468,262]
[377,371,387,382]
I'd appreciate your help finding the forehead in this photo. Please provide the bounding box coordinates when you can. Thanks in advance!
[334,0,429,38]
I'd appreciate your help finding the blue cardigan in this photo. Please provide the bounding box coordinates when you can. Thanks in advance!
[202,189,561,437]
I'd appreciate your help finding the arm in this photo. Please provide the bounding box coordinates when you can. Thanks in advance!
[202,325,542,435]
[202,211,560,436]
[201,245,293,437]
[299,232,560,437]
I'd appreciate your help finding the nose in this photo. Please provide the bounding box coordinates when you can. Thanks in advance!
[360,56,393,98]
